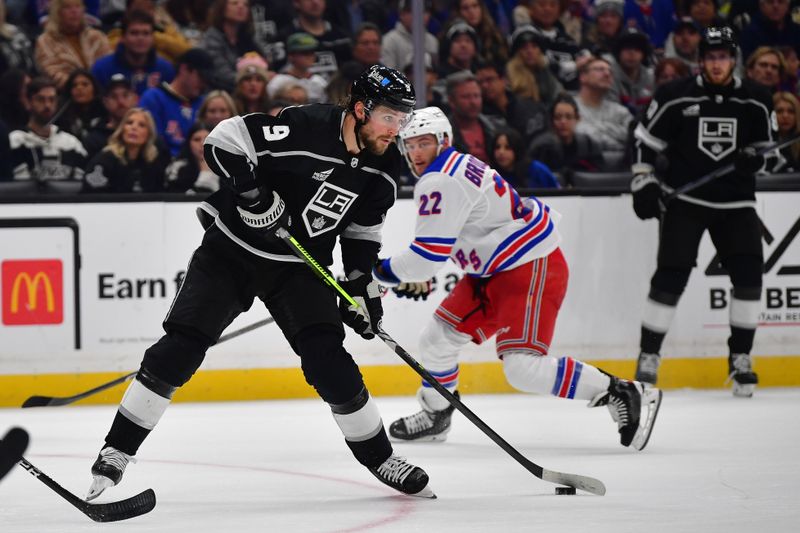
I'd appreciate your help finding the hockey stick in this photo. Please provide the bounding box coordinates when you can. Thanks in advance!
[664,132,800,201]
[16,456,156,522]
[0,427,29,482]
[21,316,276,408]
[276,228,607,496]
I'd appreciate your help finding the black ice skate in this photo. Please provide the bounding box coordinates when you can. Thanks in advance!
[727,353,758,398]
[635,352,661,385]
[368,454,435,498]
[589,378,662,450]
[389,391,458,442]
[86,446,135,501]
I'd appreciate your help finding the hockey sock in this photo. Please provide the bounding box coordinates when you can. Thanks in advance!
[728,288,760,353]
[416,319,471,411]
[640,293,679,353]
[419,366,459,411]
[331,388,392,467]
[106,368,176,455]
[503,353,611,401]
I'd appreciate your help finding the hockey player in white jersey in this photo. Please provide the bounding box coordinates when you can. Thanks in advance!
[374,107,662,450]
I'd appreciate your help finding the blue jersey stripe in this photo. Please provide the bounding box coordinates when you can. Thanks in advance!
[448,154,466,176]
[481,209,545,275]
[410,244,450,261]
[425,147,457,174]
[492,220,554,274]
[416,236,457,244]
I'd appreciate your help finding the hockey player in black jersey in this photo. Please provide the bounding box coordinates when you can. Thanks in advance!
[631,27,775,397]
[86,65,436,500]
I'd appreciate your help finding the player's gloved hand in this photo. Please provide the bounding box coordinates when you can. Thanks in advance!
[236,186,291,243]
[733,146,764,175]
[372,257,401,287]
[393,281,432,301]
[338,270,383,339]
[630,169,663,220]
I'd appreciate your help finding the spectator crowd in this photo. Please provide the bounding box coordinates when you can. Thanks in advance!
[0,0,798,193]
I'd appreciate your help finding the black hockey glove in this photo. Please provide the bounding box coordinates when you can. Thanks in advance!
[236,186,291,244]
[733,147,765,175]
[338,271,383,340]
[393,281,432,301]
[630,169,663,220]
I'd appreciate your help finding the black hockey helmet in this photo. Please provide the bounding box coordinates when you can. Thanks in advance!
[699,26,737,58]
[349,64,416,117]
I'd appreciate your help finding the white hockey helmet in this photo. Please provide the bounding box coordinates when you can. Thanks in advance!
[397,106,453,176]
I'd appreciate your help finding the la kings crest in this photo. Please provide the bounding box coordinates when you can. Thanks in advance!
[302,182,358,237]
[697,117,737,161]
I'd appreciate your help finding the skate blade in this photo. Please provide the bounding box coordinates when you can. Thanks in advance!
[632,387,663,451]
[409,484,437,499]
[86,475,115,501]
[388,433,449,443]
[732,382,755,398]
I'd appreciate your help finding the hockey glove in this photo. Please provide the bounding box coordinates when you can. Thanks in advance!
[630,168,663,220]
[393,281,432,301]
[733,146,765,175]
[339,271,384,339]
[236,186,291,244]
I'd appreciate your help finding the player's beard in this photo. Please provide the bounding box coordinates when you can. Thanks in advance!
[359,128,392,156]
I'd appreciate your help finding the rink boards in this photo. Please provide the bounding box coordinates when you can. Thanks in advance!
[1,193,798,406]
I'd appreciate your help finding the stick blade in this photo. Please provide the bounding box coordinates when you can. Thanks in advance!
[0,427,30,480]
[21,396,57,408]
[542,469,607,496]
[82,488,157,522]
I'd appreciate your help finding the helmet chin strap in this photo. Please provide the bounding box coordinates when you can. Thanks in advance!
[353,102,371,152]
[354,119,366,151]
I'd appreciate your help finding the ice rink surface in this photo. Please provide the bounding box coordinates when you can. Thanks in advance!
[1,388,799,533]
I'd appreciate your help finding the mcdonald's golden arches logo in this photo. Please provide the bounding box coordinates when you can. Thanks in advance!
[2,260,63,325]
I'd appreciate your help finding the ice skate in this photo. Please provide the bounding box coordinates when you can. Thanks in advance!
[368,454,436,498]
[389,391,458,442]
[635,352,661,385]
[86,446,135,501]
[589,378,660,449]
[727,353,758,398]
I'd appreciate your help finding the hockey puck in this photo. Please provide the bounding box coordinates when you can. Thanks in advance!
[555,486,576,495]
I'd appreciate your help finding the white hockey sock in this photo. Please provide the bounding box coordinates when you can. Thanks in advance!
[642,297,677,334]
[417,319,471,411]
[730,296,760,329]
[503,353,610,401]
[419,367,459,411]
[331,393,383,442]
[118,378,172,430]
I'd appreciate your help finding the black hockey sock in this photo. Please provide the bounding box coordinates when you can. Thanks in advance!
[104,411,151,456]
[728,326,756,355]
[345,428,393,468]
[640,326,666,354]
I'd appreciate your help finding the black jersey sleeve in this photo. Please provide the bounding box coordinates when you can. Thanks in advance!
[742,80,776,149]
[203,111,306,194]
[632,82,682,172]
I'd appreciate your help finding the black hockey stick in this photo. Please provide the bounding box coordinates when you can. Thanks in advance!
[16,456,155,522]
[276,228,606,496]
[21,316,276,408]
[664,132,800,201]
[0,427,29,482]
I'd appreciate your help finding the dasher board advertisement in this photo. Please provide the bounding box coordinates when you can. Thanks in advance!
[0,194,798,377]
[0,218,80,351]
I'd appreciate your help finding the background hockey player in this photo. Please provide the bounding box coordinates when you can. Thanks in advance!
[86,65,436,500]
[374,107,662,451]
[631,27,775,397]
